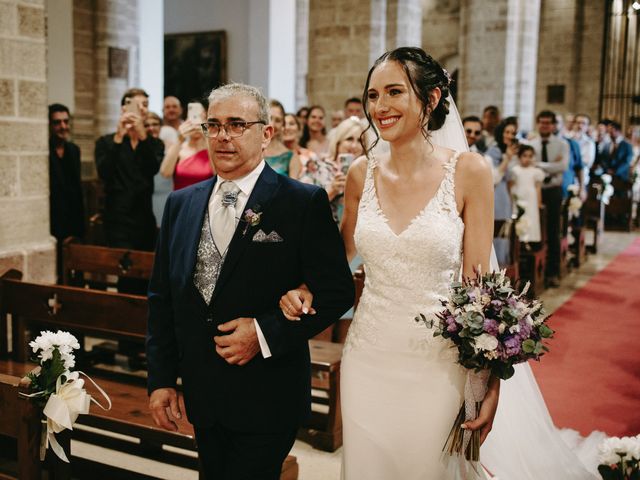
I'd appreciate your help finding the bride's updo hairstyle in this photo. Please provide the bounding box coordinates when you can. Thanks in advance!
[360,46,451,154]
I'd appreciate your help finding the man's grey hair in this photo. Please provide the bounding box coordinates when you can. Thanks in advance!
[207,83,270,124]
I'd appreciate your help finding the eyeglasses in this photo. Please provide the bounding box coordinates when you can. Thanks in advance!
[465,128,482,135]
[200,120,266,138]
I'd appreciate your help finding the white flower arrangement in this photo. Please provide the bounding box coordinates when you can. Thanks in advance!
[598,434,640,479]
[23,330,110,462]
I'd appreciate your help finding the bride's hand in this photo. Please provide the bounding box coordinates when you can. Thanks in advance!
[278,284,316,321]
[463,375,500,445]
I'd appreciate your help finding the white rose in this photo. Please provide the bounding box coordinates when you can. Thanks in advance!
[474,333,499,352]
[599,437,623,465]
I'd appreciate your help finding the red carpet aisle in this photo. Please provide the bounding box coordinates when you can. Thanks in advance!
[531,237,640,437]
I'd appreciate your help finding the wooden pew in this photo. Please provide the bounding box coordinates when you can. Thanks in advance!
[0,363,43,480]
[519,207,547,297]
[301,266,363,452]
[62,238,154,291]
[605,177,633,231]
[0,272,298,479]
[583,182,605,253]
[493,219,520,281]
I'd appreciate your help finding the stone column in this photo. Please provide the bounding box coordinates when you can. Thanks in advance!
[395,0,422,48]
[295,0,310,108]
[307,0,386,113]
[0,0,55,282]
[459,0,541,131]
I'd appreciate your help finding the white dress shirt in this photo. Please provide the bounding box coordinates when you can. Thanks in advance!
[208,160,273,358]
[527,135,570,188]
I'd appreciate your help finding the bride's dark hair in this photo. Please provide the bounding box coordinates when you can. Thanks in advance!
[360,47,451,155]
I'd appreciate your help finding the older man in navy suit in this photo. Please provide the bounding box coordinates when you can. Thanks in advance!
[146,83,354,480]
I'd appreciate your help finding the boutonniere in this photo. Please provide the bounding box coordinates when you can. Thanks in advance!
[242,205,262,235]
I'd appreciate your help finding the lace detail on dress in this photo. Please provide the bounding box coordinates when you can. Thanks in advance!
[344,150,464,358]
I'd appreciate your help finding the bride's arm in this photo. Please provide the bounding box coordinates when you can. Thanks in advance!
[278,156,367,320]
[457,152,494,277]
[457,151,500,444]
[340,155,367,263]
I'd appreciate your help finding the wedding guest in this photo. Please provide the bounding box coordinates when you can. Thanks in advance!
[159,96,183,148]
[529,110,570,287]
[159,101,214,190]
[95,88,164,253]
[331,109,345,128]
[462,115,485,153]
[296,106,309,125]
[300,117,364,224]
[572,114,596,191]
[344,97,364,119]
[486,117,518,267]
[510,145,544,244]
[477,105,500,151]
[264,99,301,178]
[300,105,329,155]
[283,113,318,171]
[605,121,634,182]
[145,112,162,139]
[48,103,85,281]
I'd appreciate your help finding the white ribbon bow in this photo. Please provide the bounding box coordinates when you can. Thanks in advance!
[23,371,111,462]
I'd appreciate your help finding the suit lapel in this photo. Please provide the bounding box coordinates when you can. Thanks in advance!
[211,164,281,302]
[184,178,217,292]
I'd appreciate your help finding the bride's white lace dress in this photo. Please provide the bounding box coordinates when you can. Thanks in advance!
[341,151,484,479]
[340,151,600,479]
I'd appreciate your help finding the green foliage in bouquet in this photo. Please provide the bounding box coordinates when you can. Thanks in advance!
[26,347,68,406]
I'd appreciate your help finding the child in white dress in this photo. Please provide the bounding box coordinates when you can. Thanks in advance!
[510,145,545,243]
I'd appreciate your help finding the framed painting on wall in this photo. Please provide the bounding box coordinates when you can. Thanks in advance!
[164,30,227,107]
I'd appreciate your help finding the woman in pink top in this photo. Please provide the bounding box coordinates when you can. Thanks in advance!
[159,101,214,190]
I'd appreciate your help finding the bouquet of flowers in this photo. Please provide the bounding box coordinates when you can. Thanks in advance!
[22,330,110,462]
[598,435,640,480]
[416,269,553,466]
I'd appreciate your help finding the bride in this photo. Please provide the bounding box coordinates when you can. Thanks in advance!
[280,47,598,479]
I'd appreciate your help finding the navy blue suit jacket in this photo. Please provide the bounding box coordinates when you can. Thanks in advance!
[146,164,354,432]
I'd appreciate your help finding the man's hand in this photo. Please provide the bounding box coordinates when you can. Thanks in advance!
[149,387,182,432]
[463,375,500,445]
[214,317,260,365]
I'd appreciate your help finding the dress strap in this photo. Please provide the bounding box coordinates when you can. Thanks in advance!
[360,153,378,205]
[436,151,461,217]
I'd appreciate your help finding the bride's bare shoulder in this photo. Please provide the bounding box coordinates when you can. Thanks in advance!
[455,151,493,191]
[347,155,369,183]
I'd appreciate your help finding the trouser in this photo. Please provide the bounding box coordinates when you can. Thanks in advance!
[542,186,563,277]
[194,423,297,480]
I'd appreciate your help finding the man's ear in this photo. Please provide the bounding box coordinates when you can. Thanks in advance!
[262,124,274,149]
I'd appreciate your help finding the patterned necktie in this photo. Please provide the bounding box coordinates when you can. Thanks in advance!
[541,140,549,163]
[211,181,240,254]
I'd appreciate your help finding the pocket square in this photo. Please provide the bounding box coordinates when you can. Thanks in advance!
[252,229,284,243]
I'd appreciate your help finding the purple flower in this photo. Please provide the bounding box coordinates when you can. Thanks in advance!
[504,336,521,357]
[491,300,503,309]
[445,315,459,333]
[517,321,532,340]
[483,318,499,336]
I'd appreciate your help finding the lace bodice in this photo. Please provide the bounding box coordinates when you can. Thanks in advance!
[345,151,464,355]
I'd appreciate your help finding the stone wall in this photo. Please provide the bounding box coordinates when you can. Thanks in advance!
[421,0,460,67]
[534,0,605,122]
[307,0,377,112]
[72,0,140,178]
[0,0,55,282]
